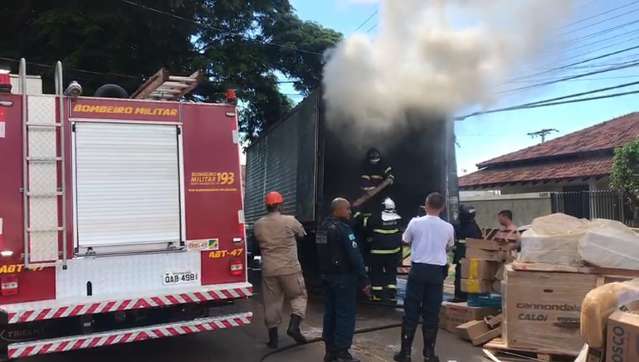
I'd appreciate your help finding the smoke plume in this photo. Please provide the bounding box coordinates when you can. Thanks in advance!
[322,0,573,128]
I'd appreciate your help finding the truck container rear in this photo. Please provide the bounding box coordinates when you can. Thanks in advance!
[244,91,458,284]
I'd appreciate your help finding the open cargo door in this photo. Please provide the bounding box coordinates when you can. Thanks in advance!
[74,122,181,251]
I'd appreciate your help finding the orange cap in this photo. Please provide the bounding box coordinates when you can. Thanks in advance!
[265,191,284,206]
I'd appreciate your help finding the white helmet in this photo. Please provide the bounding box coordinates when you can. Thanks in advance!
[382,197,396,211]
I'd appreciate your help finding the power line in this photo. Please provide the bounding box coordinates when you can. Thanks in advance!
[500,59,639,94]
[561,0,639,34]
[564,17,639,45]
[457,80,639,120]
[563,26,639,55]
[561,1,639,29]
[120,0,324,57]
[507,48,639,84]
[0,56,140,80]
[353,9,378,32]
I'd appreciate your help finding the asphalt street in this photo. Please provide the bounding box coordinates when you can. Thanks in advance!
[18,293,492,362]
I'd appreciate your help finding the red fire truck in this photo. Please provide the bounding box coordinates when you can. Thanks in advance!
[0,60,252,359]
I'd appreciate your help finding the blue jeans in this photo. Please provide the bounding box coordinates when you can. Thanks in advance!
[322,274,358,351]
[403,263,447,330]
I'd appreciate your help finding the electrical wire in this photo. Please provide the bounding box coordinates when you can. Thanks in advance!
[353,9,378,32]
[560,0,639,30]
[120,0,325,57]
[500,59,639,94]
[0,56,140,80]
[508,45,639,82]
[560,0,639,36]
[457,86,639,120]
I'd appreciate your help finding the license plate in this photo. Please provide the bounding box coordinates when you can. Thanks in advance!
[163,271,199,285]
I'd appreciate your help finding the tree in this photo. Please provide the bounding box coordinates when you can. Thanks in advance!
[1,0,342,141]
[193,1,341,139]
[610,139,639,226]
[1,0,200,93]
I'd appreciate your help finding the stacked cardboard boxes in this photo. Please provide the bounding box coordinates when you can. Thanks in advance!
[460,238,513,294]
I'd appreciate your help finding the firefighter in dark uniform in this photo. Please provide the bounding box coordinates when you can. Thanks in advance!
[317,198,370,362]
[354,148,395,261]
[359,148,394,213]
[364,197,402,303]
[453,205,482,302]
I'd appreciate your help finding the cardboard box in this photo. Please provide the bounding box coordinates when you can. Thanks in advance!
[606,310,639,362]
[466,238,506,251]
[456,320,502,346]
[461,278,493,294]
[465,247,506,261]
[440,302,499,334]
[444,302,499,322]
[503,266,599,355]
[461,258,500,280]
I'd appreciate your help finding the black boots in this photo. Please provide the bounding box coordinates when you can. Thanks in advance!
[269,315,306,350]
[266,327,278,349]
[286,314,307,344]
[393,325,416,362]
[334,350,360,362]
[324,343,335,362]
[422,327,440,362]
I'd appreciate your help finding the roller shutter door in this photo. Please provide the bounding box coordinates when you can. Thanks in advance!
[74,122,181,247]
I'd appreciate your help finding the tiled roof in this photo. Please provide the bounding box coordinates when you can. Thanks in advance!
[478,112,639,168]
[459,156,612,189]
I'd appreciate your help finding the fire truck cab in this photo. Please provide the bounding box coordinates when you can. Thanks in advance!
[0,60,252,359]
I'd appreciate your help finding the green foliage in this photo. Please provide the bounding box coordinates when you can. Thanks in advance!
[611,139,639,225]
[1,0,342,141]
[610,139,639,194]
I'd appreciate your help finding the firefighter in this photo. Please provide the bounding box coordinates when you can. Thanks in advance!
[359,148,394,213]
[364,197,402,303]
[253,191,308,349]
[452,205,482,302]
[317,198,370,362]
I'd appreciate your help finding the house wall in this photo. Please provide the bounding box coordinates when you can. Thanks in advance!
[460,192,552,229]
[497,176,610,194]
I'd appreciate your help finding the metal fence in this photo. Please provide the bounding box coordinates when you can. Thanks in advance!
[550,190,634,225]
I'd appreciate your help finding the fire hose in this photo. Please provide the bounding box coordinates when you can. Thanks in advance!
[260,300,407,361]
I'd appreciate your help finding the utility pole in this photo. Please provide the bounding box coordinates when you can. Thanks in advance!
[527,128,558,143]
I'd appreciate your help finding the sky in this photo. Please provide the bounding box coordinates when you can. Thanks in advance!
[287,0,639,175]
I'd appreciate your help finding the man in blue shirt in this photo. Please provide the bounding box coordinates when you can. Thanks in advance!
[317,198,371,362]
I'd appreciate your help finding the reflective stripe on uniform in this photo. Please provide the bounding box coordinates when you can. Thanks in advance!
[373,228,400,235]
[362,186,375,191]
[387,284,397,289]
[385,166,392,174]
[370,247,401,255]
[363,216,369,228]
[371,286,384,291]
[371,175,384,180]
[360,175,371,180]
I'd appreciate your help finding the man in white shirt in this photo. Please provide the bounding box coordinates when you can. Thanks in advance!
[394,193,454,362]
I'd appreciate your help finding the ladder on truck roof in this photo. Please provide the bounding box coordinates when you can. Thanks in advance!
[130,68,202,101]
[19,59,68,269]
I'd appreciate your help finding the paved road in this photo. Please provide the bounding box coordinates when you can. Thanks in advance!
[19,295,490,362]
